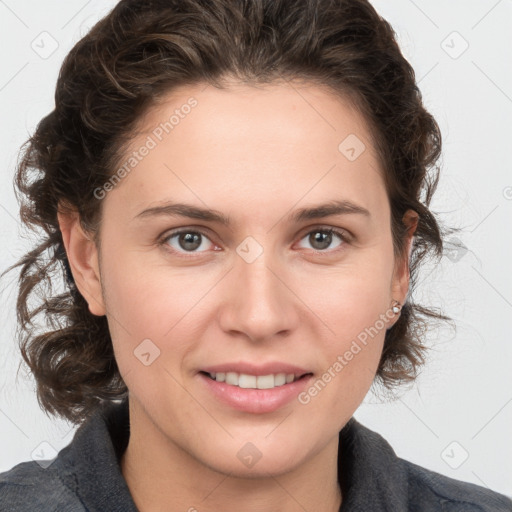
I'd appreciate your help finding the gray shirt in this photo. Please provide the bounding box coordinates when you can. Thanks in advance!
[1,398,511,511]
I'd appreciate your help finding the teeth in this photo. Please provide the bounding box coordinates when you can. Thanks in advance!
[238,374,257,388]
[207,371,299,389]
[225,372,238,386]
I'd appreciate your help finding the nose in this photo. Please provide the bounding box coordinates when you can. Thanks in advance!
[217,244,300,344]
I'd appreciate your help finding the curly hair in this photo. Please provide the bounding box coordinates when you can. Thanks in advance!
[2,0,450,425]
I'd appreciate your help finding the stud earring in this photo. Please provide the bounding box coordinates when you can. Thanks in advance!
[392,300,402,315]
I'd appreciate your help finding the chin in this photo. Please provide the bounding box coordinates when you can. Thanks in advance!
[204,454,302,479]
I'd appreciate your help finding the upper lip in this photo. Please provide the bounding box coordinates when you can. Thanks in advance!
[200,362,311,377]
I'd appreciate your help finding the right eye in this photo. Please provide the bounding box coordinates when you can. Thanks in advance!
[160,229,218,255]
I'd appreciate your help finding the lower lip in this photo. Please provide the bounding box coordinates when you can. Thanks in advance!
[198,372,313,414]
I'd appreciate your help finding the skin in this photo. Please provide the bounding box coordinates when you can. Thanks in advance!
[58,80,417,512]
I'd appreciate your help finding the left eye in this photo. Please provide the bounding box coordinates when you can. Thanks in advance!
[160,228,347,255]
[296,228,346,252]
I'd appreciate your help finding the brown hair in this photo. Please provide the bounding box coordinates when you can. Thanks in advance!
[2,0,451,424]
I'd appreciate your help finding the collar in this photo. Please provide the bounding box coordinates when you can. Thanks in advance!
[54,397,137,512]
[54,398,410,511]
[338,416,409,511]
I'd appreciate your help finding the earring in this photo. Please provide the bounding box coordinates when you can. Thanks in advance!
[392,300,402,315]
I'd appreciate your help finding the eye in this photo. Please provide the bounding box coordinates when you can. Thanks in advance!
[160,229,216,255]
[158,226,350,257]
[296,228,348,252]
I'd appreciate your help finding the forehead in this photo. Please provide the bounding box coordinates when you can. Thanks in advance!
[135,80,377,160]
[106,80,387,226]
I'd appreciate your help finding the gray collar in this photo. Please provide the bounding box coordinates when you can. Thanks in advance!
[54,398,410,511]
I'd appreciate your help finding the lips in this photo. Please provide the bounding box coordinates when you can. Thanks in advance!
[197,362,314,413]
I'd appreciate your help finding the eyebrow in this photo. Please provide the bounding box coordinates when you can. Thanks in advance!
[133,199,371,226]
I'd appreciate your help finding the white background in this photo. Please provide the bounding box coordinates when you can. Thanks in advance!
[0,0,511,499]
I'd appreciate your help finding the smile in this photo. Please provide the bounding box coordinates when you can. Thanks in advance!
[203,371,307,389]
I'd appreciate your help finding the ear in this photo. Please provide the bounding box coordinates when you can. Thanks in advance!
[390,209,419,306]
[57,205,106,316]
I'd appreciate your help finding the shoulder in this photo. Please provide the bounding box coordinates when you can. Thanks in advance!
[402,457,512,511]
[342,418,512,511]
[0,399,134,511]
[0,458,86,511]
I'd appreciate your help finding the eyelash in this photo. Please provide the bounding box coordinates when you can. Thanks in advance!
[157,226,351,258]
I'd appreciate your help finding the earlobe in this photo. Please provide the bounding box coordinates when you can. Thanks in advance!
[57,207,106,316]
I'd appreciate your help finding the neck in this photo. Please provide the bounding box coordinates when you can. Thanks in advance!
[120,400,343,512]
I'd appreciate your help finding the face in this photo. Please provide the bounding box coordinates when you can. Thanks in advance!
[64,80,412,477]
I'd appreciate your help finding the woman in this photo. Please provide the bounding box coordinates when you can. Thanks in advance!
[1,0,510,510]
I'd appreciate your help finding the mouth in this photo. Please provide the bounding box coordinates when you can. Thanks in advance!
[199,370,313,390]
[198,369,315,413]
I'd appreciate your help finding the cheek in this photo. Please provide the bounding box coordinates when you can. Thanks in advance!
[298,281,388,425]
[303,249,395,344]
[98,246,189,366]
[296,249,394,400]
[320,278,392,352]
[98,243,225,385]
